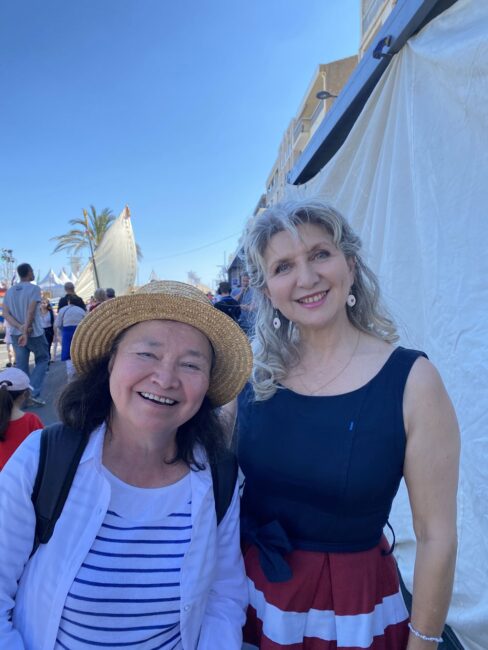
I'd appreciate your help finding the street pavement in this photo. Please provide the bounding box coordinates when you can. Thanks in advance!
[0,340,66,426]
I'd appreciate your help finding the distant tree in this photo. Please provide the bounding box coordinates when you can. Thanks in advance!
[1,248,16,287]
[51,206,142,260]
[187,270,201,286]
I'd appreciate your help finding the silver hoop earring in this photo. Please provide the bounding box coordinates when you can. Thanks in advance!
[346,294,356,307]
[272,309,282,330]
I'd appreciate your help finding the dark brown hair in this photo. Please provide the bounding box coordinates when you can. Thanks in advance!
[0,389,26,440]
[16,263,33,279]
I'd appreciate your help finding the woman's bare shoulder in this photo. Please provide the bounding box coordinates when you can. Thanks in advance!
[360,333,394,364]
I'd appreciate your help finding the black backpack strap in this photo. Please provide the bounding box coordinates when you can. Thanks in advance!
[211,449,238,526]
[31,426,236,555]
[31,423,88,556]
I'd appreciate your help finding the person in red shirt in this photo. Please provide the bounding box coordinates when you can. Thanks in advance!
[0,367,43,470]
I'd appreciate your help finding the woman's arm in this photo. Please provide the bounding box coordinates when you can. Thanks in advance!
[403,357,460,649]
[197,481,248,649]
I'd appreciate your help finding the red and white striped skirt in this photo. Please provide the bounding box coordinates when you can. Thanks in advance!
[243,536,409,649]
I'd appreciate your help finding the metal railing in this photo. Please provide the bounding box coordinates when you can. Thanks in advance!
[293,117,311,143]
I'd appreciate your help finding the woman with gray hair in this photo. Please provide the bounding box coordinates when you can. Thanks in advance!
[236,199,459,649]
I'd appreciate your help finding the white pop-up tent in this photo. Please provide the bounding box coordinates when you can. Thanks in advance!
[288,1,488,648]
[57,268,71,285]
[38,268,64,299]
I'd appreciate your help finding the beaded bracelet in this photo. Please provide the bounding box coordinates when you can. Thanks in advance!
[408,622,443,643]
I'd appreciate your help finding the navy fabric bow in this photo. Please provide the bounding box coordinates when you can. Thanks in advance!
[244,519,294,583]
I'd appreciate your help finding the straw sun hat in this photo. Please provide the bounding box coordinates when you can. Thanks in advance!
[70,281,253,407]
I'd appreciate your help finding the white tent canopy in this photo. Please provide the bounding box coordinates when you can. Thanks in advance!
[58,268,71,284]
[289,1,488,648]
[38,268,64,299]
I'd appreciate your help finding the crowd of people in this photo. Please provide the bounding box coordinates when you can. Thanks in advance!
[2,275,117,395]
[0,199,460,649]
[207,273,256,336]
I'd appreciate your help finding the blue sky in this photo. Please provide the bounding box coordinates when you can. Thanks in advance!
[1,0,360,289]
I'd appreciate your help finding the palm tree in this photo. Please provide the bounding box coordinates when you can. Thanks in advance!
[51,206,143,259]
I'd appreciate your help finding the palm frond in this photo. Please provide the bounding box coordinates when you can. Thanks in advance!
[51,206,116,255]
[51,230,89,254]
[52,206,142,265]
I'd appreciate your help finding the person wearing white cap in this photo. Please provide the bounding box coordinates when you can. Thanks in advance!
[0,367,43,470]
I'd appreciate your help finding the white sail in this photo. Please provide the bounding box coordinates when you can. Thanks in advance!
[75,206,137,300]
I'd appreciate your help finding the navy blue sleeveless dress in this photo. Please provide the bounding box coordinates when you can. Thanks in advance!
[237,347,426,649]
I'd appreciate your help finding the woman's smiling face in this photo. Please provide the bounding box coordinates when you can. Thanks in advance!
[264,222,355,332]
[108,319,212,439]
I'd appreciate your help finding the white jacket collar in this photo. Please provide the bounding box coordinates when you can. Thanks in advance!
[79,424,213,491]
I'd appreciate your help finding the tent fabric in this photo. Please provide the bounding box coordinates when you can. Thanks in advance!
[75,206,138,300]
[288,1,488,648]
[57,268,71,284]
[38,269,64,299]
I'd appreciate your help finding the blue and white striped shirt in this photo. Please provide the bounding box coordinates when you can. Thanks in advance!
[55,468,192,650]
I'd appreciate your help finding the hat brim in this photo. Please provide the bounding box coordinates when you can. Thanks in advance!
[70,293,252,407]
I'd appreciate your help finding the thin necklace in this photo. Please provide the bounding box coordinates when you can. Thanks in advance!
[296,330,361,396]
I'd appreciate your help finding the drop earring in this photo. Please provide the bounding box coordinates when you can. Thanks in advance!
[346,294,356,307]
[272,309,282,330]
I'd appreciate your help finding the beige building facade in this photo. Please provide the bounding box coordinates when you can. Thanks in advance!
[265,56,357,206]
[360,0,396,58]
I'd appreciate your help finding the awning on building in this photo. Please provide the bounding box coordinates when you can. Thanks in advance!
[289,0,458,185]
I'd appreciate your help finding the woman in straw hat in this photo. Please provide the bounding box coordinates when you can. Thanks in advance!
[235,200,459,649]
[0,281,252,649]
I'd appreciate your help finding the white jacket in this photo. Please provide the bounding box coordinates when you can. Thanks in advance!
[0,426,247,649]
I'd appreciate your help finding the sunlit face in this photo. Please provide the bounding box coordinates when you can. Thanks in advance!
[264,223,354,331]
[109,320,212,439]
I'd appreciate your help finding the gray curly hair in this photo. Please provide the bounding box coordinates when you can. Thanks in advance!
[243,199,397,401]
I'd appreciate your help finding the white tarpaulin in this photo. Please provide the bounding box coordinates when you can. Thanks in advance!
[76,205,138,301]
[289,1,488,647]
